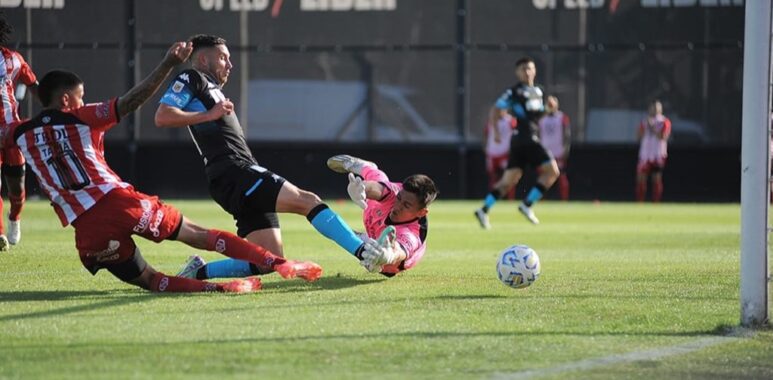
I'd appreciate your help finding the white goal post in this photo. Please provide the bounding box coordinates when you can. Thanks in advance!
[740,1,771,327]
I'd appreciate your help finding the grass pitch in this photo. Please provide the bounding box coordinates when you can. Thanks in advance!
[0,200,771,379]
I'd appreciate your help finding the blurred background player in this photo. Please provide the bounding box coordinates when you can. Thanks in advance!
[2,42,321,293]
[0,13,37,249]
[484,107,516,200]
[636,100,671,203]
[327,154,438,276]
[538,95,571,201]
[154,35,384,280]
[474,57,559,227]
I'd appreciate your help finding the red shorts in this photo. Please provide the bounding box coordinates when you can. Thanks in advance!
[0,145,25,166]
[71,187,183,275]
[637,158,666,174]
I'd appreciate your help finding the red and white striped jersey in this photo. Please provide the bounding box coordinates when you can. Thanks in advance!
[4,98,131,226]
[638,115,671,162]
[539,111,571,159]
[1,47,37,125]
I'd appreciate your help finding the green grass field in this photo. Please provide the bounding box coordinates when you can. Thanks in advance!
[0,200,771,379]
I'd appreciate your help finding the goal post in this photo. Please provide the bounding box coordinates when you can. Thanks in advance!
[740,0,771,327]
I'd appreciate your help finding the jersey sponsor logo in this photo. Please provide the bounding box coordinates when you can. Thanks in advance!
[178,73,190,83]
[149,209,164,238]
[133,199,154,235]
[200,0,395,18]
[163,93,186,107]
[172,81,185,93]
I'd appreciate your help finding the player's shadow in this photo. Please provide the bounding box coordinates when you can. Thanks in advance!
[261,275,386,293]
[0,290,153,322]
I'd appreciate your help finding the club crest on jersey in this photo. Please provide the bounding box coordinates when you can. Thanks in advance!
[158,276,169,292]
[95,102,111,119]
[216,238,226,253]
[172,81,185,93]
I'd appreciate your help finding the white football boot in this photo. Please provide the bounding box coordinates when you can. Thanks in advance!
[7,219,20,245]
[326,155,377,176]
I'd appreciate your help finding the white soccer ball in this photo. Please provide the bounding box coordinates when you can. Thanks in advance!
[496,245,541,289]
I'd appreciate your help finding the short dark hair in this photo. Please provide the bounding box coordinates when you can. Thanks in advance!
[0,12,13,46]
[189,34,227,53]
[402,174,438,209]
[515,57,535,68]
[38,70,83,107]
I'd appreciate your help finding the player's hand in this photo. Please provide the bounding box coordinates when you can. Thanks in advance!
[361,239,398,272]
[208,99,234,120]
[165,41,194,65]
[347,173,367,209]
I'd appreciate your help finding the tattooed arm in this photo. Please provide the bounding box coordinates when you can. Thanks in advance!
[116,41,193,119]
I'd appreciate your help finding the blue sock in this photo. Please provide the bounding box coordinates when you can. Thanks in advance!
[205,259,253,279]
[307,204,364,256]
[524,184,547,207]
[484,193,497,209]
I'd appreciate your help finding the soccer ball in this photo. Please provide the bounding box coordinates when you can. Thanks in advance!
[496,245,541,289]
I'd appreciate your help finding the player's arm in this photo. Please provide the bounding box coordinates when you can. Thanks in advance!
[659,118,672,140]
[563,114,571,157]
[155,99,234,128]
[116,42,193,119]
[362,180,386,200]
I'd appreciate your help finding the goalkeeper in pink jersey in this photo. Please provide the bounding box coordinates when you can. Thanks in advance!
[327,155,438,277]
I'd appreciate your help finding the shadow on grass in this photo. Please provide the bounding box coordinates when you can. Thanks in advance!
[10,329,736,351]
[260,275,386,293]
[0,290,153,322]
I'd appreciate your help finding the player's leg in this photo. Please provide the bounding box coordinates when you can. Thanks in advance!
[556,158,569,201]
[173,216,321,281]
[0,151,7,251]
[276,180,366,257]
[651,170,664,203]
[3,160,25,245]
[635,162,649,202]
[524,158,559,208]
[474,167,522,229]
[517,144,559,225]
[107,246,260,293]
[186,219,286,280]
[73,209,261,294]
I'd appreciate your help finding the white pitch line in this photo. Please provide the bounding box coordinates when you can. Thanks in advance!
[492,334,747,380]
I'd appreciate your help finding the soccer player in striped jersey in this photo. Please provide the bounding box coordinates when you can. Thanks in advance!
[538,96,571,201]
[0,42,321,293]
[636,100,671,202]
[327,155,438,276]
[0,14,37,249]
[155,35,387,280]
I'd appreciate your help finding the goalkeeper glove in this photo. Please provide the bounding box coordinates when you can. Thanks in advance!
[360,239,398,273]
[347,173,367,209]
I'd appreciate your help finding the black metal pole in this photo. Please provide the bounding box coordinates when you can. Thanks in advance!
[125,0,137,183]
[455,0,468,198]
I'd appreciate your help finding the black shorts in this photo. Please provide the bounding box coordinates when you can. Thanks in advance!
[507,137,554,170]
[208,164,287,237]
